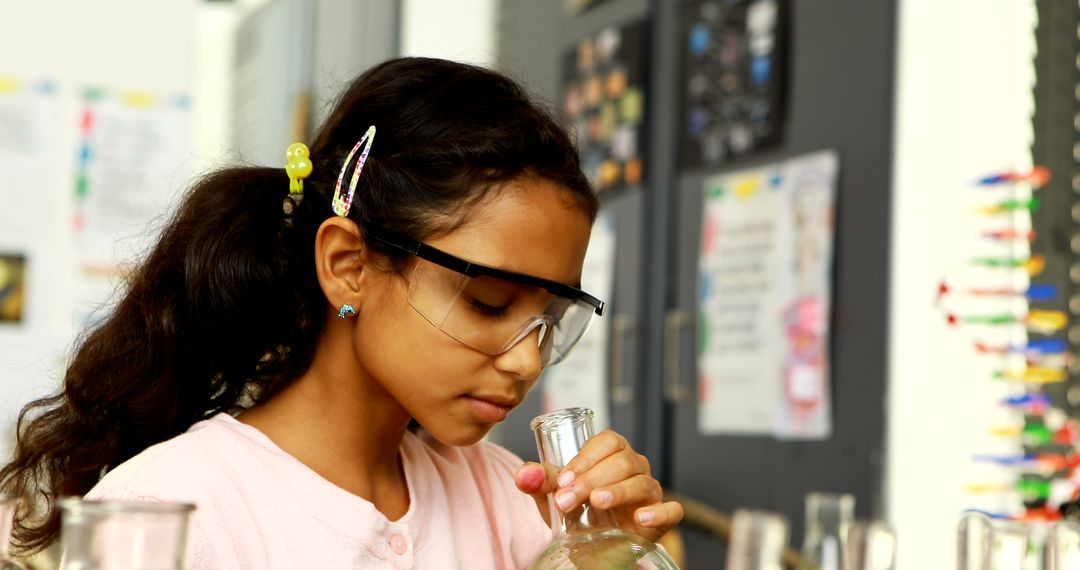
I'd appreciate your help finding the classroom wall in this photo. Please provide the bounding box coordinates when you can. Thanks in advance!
[0,0,492,466]
[0,0,201,461]
[885,1,1038,567]
[400,0,498,66]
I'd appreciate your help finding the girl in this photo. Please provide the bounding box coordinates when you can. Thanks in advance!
[0,58,682,568]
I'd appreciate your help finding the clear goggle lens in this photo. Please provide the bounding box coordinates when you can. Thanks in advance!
[407,258,596,367]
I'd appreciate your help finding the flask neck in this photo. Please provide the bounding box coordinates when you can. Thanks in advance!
[531,408,618,536]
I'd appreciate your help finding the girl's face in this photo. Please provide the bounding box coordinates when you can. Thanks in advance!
[354,178,593,446]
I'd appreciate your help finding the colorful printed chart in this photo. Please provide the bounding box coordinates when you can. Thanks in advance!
[73,87,191,276]
[697,150,837,439]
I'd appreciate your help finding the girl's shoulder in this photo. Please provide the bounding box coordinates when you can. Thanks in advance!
[86,413,279,503]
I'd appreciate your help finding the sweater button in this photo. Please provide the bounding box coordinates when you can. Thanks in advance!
[389,533,408,555]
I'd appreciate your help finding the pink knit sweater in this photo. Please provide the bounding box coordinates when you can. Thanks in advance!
[86,414,552,569]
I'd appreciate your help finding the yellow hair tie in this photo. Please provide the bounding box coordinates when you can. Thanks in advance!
[285,142,313,195]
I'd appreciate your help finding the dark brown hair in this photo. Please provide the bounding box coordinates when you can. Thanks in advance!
[1,57,597,553]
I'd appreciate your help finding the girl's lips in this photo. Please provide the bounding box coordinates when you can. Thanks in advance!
[465,395,516,422]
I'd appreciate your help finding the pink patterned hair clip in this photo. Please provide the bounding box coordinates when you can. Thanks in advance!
[332,125,377,217]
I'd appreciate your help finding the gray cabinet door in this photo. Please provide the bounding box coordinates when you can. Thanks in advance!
[663,0,896,564]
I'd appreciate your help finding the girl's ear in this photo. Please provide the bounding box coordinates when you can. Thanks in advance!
[314,217,370,309]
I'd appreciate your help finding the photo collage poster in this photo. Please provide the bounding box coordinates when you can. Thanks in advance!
[679,0,787,170]
[561,19,649,195]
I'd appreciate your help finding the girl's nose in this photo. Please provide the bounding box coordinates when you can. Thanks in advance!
[493,324,544,381]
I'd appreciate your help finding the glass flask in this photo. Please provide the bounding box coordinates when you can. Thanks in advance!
[1046,519,1080,570]
[726,509,788,570]
[528,407,680,570]
[797,492,855,570]
[58,498,195,570]
[844,520,895,570]
[0,494,26,569]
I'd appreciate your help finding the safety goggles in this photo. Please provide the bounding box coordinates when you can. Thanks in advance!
[362,224,606,367]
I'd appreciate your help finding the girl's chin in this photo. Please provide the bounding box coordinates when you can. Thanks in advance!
[420,422,493,448]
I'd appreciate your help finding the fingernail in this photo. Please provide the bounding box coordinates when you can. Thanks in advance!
[557,470,575,488]
[594,490,613,507]
[637,511,654,525]
[556,491,575,511]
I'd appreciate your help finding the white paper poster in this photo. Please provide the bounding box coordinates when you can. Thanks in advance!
[697,150,838,439]
[542,213,617,431]
[71,88,192,330]
[73,88,192,275]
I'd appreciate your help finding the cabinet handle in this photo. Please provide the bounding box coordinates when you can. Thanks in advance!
[664,310,696,403]
[609,315,637,404]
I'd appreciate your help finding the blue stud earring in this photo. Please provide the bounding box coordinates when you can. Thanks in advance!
[337,304,357,319]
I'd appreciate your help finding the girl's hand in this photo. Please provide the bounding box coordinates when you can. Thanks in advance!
[514,429,683,542]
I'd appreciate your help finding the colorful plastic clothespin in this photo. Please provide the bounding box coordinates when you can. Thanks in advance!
[994,368,1067,384]
[1000,393,1051,408]
[956,311,1068,334]
[971,453,1034,466]
[983,229,1036,242]
[1027,310,1068,334]
[978,197,1040,215]
[1028,338,1069,354]
[939,283,1057,301]
[976,166,1050,188]
[976,340,1068,356]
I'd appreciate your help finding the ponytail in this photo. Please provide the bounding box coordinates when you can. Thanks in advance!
[1,167,328,553]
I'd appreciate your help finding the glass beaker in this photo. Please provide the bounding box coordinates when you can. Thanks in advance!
[726,509,789,570]
[845,520,895,570]
[528,407,680,570]
[957,511,993,570]
[797,492,855,570]
[58,498,195,570]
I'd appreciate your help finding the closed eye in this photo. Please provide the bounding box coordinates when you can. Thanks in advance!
[469,298,509,317]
